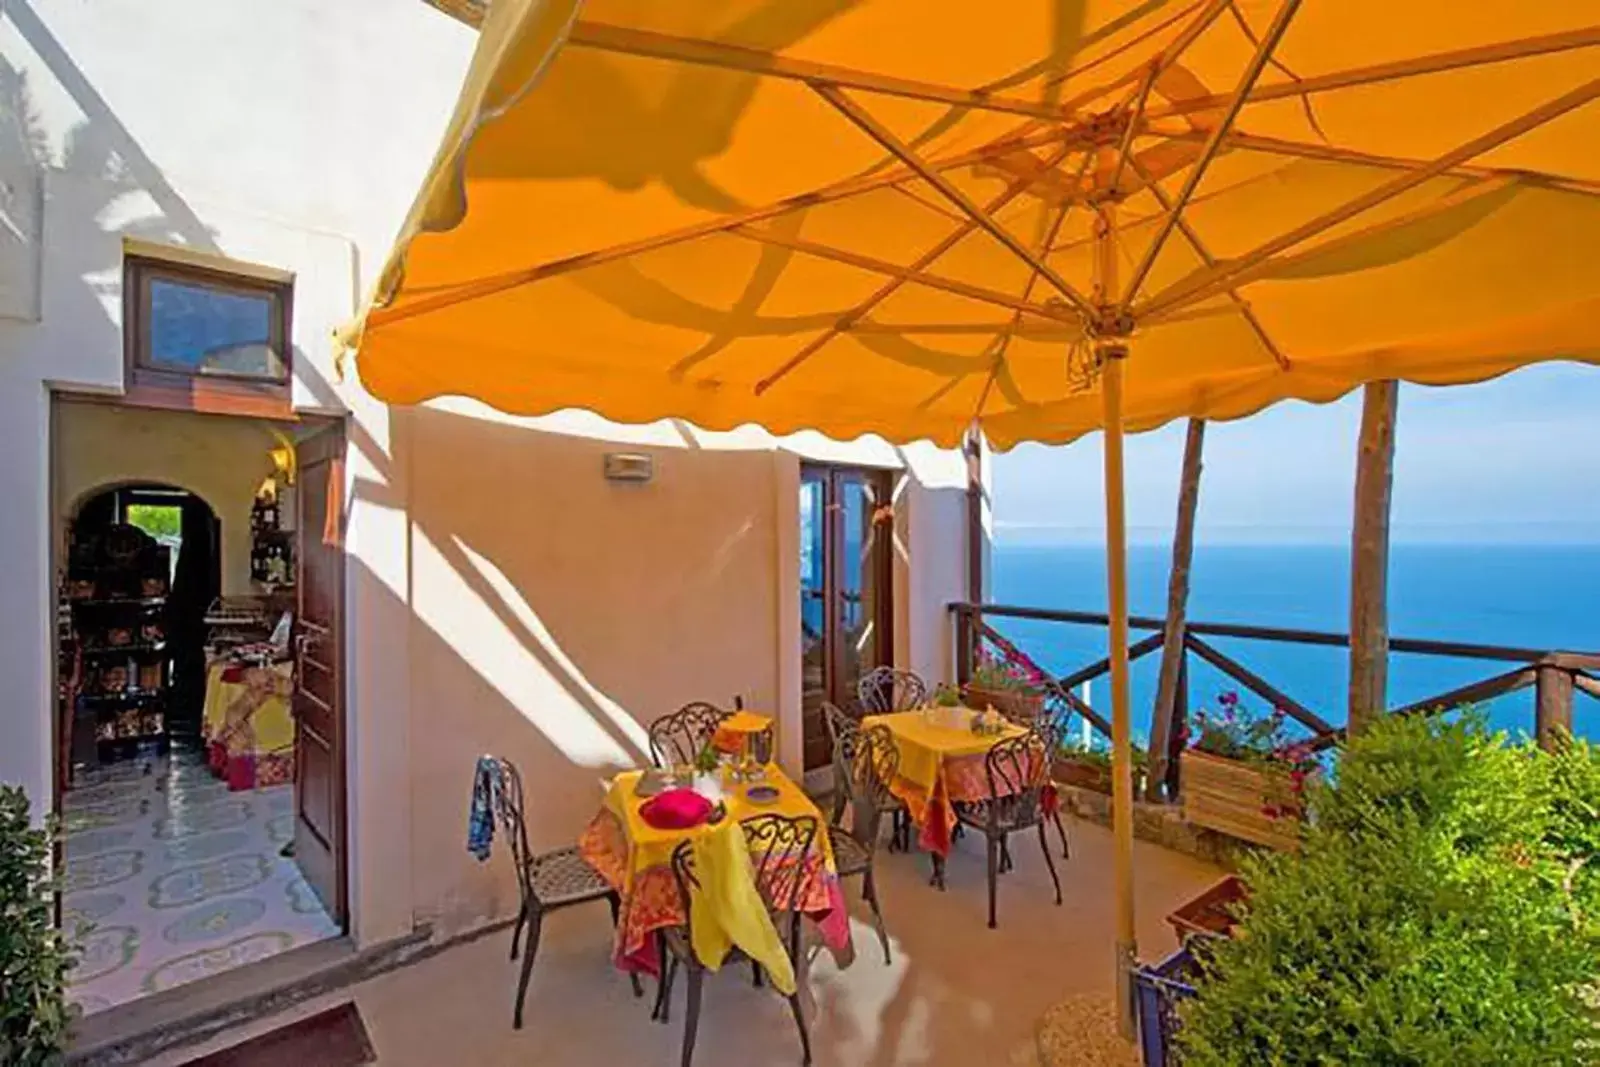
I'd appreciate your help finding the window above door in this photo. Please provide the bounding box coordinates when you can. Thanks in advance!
[123,254,294,417]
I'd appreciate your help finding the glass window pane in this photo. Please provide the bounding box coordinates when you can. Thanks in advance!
[144,277,284,380]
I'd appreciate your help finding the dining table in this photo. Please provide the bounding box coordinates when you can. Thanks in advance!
[863,706,1042,883]
[577,762,853,982]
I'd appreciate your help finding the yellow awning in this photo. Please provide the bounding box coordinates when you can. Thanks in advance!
[348,0,1600,449]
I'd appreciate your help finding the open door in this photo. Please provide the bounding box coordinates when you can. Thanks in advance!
[293,425,347,925]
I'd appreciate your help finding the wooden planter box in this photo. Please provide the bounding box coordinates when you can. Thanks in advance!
[1180,750,1305,851]
[965,683,1044,723]
[1166,874,1250,942]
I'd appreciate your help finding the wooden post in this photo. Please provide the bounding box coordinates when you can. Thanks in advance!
[1148,418,1205,800]
[1348,380,1398,732]
[965,427,984,605]
[1535,660,1574,750]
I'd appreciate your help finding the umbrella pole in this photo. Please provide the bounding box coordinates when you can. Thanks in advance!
[1101,352,1137,1035]
[1095,204,1138,1037]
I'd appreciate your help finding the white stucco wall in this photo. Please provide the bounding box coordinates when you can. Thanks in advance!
[0,0,984,946]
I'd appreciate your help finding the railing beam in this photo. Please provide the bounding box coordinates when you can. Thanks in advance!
[1185,634,1336,737]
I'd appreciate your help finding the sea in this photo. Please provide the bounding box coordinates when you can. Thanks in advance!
[988,542,1599,744]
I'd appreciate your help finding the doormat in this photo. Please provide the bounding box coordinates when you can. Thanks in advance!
[179,1002,375,1067]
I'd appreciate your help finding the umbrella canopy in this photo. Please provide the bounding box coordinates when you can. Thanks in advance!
[349,0,1600,449]
[345,0,1600,1026]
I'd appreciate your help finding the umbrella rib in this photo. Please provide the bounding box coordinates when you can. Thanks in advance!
[1160,127,1600,199]
[1137,76,1600,320]
[752,142,1082,396]
[815,83,1095,317]
[1144,24,1600,126]
[734,227,1080,324]
[1126,155,1289,369]
[566,20,1074,122]
[969,154,1097,420]
[1120,0,1303,308]
[1050,0,1229,117]
[365,125,1081,328]
[1143,174,1522,322]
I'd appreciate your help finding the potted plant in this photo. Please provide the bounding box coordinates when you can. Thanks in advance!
[1179,691,1318,850]
[1176,714,1600,1065]
[964,648,1046,722]
[1053,740,1148,796]
[1,787,77,1065]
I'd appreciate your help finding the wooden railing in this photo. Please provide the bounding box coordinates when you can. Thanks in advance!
[951,602,1600,799]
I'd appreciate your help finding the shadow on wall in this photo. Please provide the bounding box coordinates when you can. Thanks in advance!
[2,6,219,376]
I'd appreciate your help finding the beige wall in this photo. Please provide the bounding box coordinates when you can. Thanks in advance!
[401,404,788,932]
[55,402,285,594]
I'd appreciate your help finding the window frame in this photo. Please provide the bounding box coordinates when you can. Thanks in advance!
[123,254,294,414]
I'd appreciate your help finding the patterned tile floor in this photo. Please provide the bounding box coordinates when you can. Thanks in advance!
[62,746,341,1016]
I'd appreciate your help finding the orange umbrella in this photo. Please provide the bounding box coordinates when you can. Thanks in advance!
[343,0,1600,1023]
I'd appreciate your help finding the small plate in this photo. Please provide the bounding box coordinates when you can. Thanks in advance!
[745,785,781,806]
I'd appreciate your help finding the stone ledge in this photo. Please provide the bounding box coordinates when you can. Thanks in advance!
[1054,782,1253,870]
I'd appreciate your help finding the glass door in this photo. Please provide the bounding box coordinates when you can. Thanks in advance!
[799,465,894,771]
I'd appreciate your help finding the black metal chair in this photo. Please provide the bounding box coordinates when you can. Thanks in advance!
[660,814,819,1067]
[824,700,911,852]
[487,757,642,1029]
[829,723,898,964]
[953,729,1064,929]
[856,666,929,715]
[648,702,730,769]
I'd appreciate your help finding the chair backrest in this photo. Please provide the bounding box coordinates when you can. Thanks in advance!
[857,666,928,715]
[485,756,535,906]
[648,701,729,768]
[821,700,861,766]
[840,724,899,846]
[981,729,1052,826]
[669,813,821,942]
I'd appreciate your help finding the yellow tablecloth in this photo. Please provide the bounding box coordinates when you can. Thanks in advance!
[579,765,850,981]
[864,708,1024,792]
[202,660,294,790]
[864,708,1025,856]
[602,766,832,882]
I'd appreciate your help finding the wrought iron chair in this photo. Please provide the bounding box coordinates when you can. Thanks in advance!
[824,700,911,852]
[856,666,929,715]
[487,757,642,1029]
[952,729,1063,928]
[648,702,730,769]
[659,814,819,1067]
[829,723,898,964]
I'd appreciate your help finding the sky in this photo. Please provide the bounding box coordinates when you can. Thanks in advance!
[990,362,1599,545]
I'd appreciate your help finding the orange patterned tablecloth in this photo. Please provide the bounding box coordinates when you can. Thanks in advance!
[577,768,850,977]
[864,708,1040,856]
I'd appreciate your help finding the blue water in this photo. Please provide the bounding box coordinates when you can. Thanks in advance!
[989,543,1599,743]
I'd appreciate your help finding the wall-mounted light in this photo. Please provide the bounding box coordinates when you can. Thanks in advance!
[603,452,654,483]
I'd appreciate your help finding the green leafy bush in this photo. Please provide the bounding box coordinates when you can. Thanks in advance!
[0,787,76,1065]
[1178,713,1600,1066]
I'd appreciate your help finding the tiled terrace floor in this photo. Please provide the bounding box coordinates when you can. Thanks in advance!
[145,815,1218,1066]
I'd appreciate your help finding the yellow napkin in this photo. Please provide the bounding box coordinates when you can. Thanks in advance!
[688,823,797,995]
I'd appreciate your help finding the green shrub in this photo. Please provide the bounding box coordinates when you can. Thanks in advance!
[0,787,75,1065]
[1177,713,1600,1066]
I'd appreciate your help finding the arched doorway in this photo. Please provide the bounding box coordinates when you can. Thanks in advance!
[65,483,220,761]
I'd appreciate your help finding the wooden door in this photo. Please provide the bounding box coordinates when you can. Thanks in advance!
[293,425,346,925]
[799,465,894,771]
